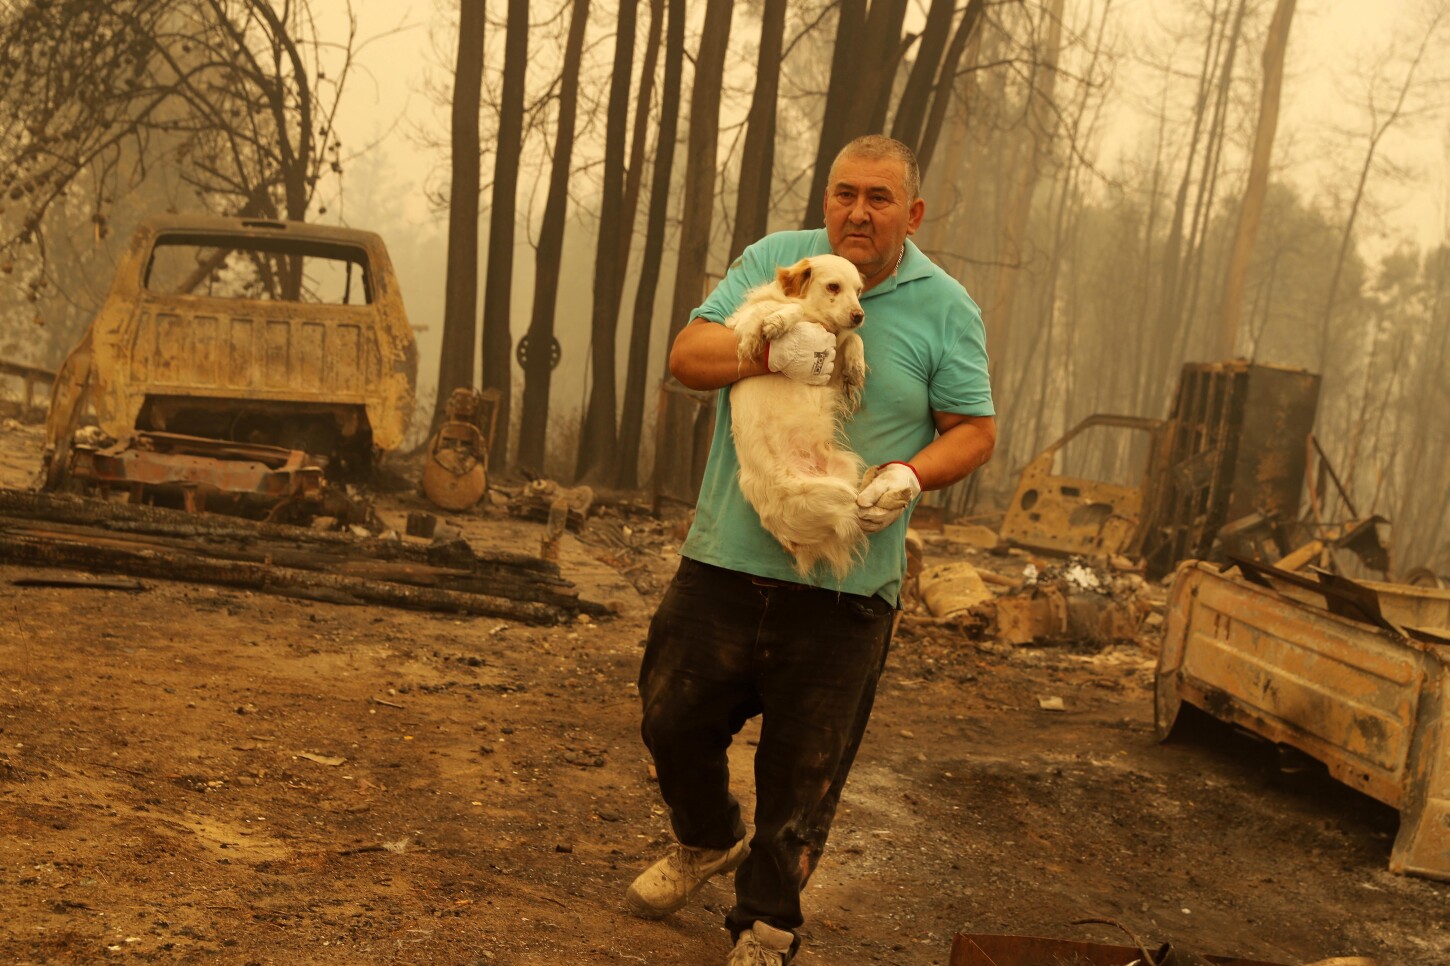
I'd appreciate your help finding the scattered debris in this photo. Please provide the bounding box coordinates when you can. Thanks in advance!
[951,930,1292,966]
[988,581,1147,647]
[909,554,1151,648]
[572,508,682,598]
[507,478,593,531]
[297,753,346,767]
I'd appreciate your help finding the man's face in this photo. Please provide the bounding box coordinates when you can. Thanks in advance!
[823,154,925,290]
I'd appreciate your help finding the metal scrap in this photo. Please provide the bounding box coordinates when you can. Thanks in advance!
[422,387,500,511]
[997,361,1323,580]
[66,431,323,513]
[507,479,593,531]
[999,414,1166,560]
[1157,559,1450,881]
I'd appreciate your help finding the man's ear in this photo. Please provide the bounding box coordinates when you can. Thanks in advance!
[777,258,813,298]
[906,197,925,235]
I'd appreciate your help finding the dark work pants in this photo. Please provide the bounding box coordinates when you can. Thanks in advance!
[638,557,895,948]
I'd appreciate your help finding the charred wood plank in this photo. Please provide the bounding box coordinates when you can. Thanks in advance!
[0,526,592,624]
[0,489,565,581]
[0,516,596,611]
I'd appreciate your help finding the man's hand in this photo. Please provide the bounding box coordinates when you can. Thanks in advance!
[764,322,835,386]
[855,462,921,533]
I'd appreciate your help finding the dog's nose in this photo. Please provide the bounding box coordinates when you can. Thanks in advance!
[850,310,864,326]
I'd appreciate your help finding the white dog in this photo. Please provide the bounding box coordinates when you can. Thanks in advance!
[725,254,868,579]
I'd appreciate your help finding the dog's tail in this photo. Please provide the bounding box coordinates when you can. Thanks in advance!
[740,459,866,581]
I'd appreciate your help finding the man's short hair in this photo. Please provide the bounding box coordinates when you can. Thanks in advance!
[830,135,921,203]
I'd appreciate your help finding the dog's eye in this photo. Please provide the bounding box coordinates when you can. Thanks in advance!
[826,283,840,294]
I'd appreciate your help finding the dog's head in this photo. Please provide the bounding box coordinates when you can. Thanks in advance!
[776,255,865,334]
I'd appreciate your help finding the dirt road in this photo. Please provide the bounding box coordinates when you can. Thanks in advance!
[1,418,1445,965]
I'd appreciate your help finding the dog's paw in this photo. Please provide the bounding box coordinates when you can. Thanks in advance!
[760,304,805,341]
[839,334,867,404]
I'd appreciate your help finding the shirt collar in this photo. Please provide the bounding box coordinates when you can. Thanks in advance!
[862,239,930,299]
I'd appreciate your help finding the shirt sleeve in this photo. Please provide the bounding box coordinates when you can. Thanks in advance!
[691,240,779,325]
[928,292,995,417]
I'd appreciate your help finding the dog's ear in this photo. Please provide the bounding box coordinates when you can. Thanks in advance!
[777,259,813,299]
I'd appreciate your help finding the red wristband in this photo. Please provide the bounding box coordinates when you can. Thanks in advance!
[882,461,921,486]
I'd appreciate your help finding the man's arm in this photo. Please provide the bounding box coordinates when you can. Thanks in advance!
[912,412,996,490]
[669,317,839,391]
[668,319,768,391]
[855,412,995,533]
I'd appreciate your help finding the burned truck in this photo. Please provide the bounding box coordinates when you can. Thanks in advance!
[42,215,417,514]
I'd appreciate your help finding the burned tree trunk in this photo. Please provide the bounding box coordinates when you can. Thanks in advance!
[576,0,639,483]
[916,0,985,175]
[434,0,485,431]
[1219,0,1296,359]
[802,0,867,228]
[517,0,590,473]
[729,0,787,262]
[616,0,684,490]
[481,0,529,471]
[889,0,953,153]
[665,0,734,344]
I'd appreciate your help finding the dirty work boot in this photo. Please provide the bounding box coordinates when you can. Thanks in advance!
[625,839,749,919]
[726,921,794,965]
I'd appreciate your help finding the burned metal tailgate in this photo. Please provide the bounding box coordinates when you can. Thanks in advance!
[127,301,381,403]
[1156,561,1450,881]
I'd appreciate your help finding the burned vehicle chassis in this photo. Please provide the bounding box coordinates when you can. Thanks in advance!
[42,215,417,512]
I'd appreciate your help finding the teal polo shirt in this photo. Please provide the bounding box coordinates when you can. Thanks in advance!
[679,229,994,604]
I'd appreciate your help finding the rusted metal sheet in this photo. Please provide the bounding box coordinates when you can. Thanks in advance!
[44,214,416,488]
[989,586,1145,646]
[422,387,500,511]
[951,933,1288,966]
[66,431,322,513]
[999,414,1167,558]
[1143,362,1319,577]
[1358,577,1450,628]
[917,560,994,618]
[1156,561,1450,881]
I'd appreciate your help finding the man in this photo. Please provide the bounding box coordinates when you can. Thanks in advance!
[628,135,995,965]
